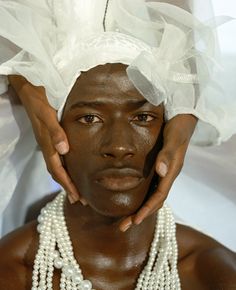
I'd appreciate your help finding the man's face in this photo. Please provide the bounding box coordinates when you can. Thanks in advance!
[61,64,164,217]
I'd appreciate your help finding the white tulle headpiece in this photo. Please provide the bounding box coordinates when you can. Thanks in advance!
[0,0,236,225]
[0,0,232,129]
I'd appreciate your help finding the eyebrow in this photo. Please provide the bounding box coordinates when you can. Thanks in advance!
[69,99,148,111]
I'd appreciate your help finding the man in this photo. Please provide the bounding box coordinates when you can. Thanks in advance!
[0,64,235,290]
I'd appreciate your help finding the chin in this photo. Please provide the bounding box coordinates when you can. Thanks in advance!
[86,190,147,218]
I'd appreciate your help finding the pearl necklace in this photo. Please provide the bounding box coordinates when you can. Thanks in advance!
[32,191,181,290]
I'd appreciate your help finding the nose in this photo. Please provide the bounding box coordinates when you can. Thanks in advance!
[100,121,136,160]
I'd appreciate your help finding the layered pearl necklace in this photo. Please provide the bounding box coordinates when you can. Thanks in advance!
[32,191,181,290]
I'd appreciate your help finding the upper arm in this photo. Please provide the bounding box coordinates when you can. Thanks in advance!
[177,224,236,289]
[0,260,26,290]
[0,221,37,290]
[196,247,236,289]
[0,239,27,290]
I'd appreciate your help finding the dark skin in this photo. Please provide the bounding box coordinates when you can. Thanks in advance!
[7,0,198,229]
[0,64,235,290]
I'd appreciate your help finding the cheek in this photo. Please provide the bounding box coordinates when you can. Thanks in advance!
[62,122,163,216]
[63,129,96,191]
[135,126,163,175]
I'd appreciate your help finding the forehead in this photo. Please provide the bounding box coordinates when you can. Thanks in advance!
[64,63,146,110]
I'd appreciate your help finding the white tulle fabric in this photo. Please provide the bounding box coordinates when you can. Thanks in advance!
[0,0,235,230]
[0,0,234,140]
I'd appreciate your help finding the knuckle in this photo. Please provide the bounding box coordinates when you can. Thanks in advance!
[144,203,153,212]
[162,149,175,162]
[46,164,58,178]
[154,202,164,212]
[53,130,64,141]
[158,195,167,205]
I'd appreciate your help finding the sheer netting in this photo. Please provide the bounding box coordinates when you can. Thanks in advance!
[0,0,235,236]
[0,0,234,142]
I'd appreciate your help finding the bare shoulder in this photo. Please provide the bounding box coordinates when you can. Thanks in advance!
[0,221,38,290]
[177,223,236,290]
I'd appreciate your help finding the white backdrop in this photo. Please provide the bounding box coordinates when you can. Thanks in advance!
[168,0,236,251]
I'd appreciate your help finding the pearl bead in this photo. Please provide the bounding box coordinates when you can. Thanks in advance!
[63,265,74,277]
[37,224,42,233]
[54,257,64,269]
[32,191,180,290]
[72,273,83,284]
[80,280,92,290]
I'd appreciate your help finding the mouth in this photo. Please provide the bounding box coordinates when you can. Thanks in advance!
[95,168,143,191]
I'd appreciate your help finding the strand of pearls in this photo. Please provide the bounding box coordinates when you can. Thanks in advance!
[135,205,180,290]
[32,191,181,290]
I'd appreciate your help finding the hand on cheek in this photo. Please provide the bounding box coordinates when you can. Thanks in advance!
[119,114,197,232]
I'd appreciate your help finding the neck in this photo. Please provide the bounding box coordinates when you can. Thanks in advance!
[64,199,156,258]
[34,192,180,290]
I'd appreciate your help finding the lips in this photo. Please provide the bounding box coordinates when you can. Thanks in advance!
[95,168,143,191]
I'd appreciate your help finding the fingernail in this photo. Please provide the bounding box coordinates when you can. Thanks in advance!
[55,141,68,155]
[134,218,143,225]
[68,195,76,204]
[71,193,79,202]
[158,162,168,177]
[121,221,132,232]
[80,197,88,206]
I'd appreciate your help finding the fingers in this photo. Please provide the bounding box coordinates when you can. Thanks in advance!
[45,152,80,203]
[9,77,80,203]
[119,166,177,231]
[119,215,135,232]
[155,144,185,179]
[36,104,69,155]
[35,118,79,202]
[10,78,70,156]
[133,190,165,225]
[132,142,186,224]
[39,116,79,201]
[119,116,195,231]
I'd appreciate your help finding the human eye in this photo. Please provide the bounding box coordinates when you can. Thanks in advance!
[133,113,155,123]
[77,114,102,124]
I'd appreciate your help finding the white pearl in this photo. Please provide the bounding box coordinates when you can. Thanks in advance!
[37,224,42,233]
[54,257,64,269]
[32,192,180,290]
[53,250,60,258]
[80,280,92,290]
[72,273,83,284]
[63,265,74,277]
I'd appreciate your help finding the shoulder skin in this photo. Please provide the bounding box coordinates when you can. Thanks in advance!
[177,223,236,290]
[0,221,236,290]
[0,221,38,290]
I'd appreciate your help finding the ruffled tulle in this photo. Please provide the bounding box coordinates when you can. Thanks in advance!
[0,0,235,234]
[0,0,235,144]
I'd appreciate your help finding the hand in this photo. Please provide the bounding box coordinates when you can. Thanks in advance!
[119,114,197,231]
[8,75,80,203]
